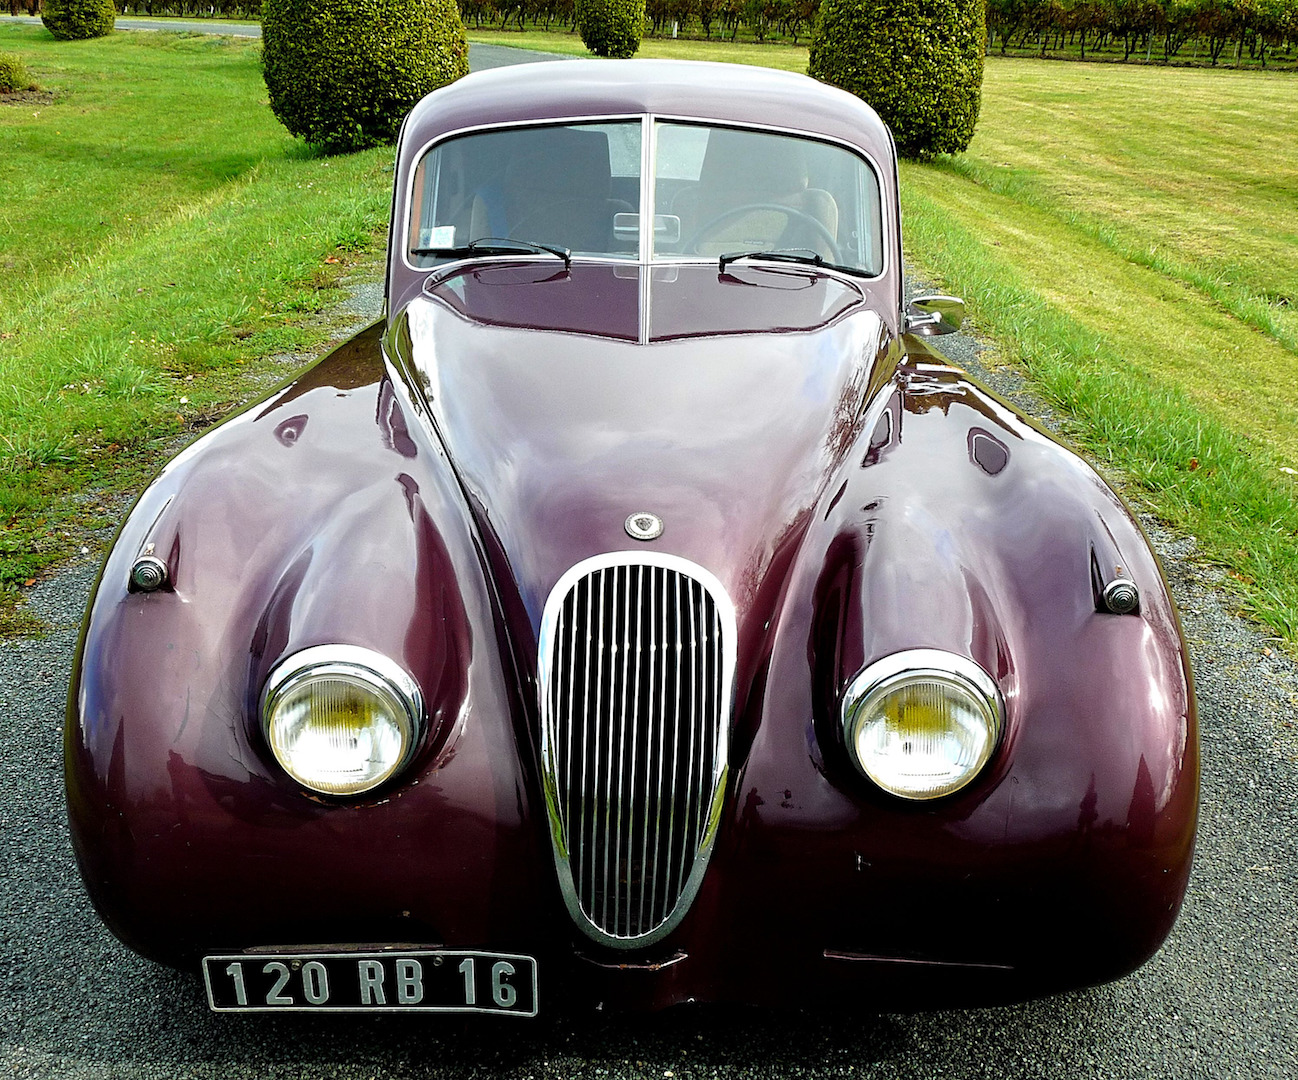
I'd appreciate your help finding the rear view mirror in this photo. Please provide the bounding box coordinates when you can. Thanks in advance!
[613,213,682,245]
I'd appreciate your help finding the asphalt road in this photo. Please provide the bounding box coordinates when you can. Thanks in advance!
[1,14,264,35]
[2,31,1296,1080]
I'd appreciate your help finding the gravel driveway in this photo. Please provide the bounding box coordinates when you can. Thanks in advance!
[1,37,1295,1080]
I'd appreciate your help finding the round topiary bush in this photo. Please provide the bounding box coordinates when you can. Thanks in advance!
[575,0,645,58]
[261,0,470,154]
[40,0,116,40]
[0,53,35,93]
[808,0,985,159]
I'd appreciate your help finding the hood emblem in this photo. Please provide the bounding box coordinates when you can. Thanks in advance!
[625,512,664,541]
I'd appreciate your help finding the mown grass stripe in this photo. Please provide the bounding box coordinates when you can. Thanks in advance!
[901,160,1298,469]
[932,155,1298,359]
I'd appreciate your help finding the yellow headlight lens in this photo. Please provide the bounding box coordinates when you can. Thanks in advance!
[842,650,1003,800]
[261,646,422,796]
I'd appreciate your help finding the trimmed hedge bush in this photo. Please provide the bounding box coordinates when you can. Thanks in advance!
[575,0,645,56]
[808,0,985,159]
[0,53,35,93]
[262,0,469,154]
[40,0,116,40]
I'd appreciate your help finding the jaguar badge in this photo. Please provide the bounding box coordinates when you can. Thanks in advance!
[625,512,664,541]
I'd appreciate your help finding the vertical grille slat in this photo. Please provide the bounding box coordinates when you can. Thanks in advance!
[594,568,609,927]
[614,565,631,934]
[685,581,695,903]
[539,553,734,947]
[577,577,592,879]
[651,565,668,930]
[625,564,645,939]
[640,564,663,934]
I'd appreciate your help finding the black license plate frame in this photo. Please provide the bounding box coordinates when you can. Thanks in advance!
[202,949,538,1015]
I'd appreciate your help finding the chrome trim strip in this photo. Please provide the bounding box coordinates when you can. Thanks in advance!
[668,571,684,904]
[627,563,646,935]
[595,567,608,922]
[537,551,737,950]
[641,114,657,264]
[823,949,1014,971]
[615,563,632,932]
[651,564,667,922]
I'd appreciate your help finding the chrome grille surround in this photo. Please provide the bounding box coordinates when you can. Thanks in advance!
[537,552,736,949]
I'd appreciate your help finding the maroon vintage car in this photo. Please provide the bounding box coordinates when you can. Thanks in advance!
[66,60,1198,1016]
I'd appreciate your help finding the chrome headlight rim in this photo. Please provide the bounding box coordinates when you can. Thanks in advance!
[840,648,1004,802]
[260,644,425,797]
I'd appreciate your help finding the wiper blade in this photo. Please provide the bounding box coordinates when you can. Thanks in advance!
[719,248,823,272]
[411,236,571,269]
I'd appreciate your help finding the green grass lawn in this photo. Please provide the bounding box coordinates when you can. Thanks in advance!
[0,25,390,630]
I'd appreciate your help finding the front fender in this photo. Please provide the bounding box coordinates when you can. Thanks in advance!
[712,358,1198,997]
[66,324,550,964]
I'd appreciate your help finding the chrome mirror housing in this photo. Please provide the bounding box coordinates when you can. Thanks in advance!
[905,294,965,336]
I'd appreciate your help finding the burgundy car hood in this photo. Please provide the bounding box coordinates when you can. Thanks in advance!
[403,262,892,626]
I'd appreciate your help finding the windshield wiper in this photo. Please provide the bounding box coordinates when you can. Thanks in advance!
[411,236,571,270]
[718,248,824,273]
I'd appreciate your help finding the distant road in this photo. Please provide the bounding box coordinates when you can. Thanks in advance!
[1,14,568,68]
[95,15,263,35]
[3,13,260,35]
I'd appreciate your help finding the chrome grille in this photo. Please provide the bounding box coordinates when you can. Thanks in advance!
[538,553,735,948]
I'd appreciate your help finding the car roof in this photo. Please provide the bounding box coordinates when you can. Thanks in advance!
[399,59,896,166]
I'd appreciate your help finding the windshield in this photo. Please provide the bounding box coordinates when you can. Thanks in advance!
[408,119,883,276]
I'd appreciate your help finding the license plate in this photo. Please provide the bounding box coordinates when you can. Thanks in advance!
[202,950,538,1015]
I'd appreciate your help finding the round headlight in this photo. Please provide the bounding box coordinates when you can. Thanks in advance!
[841,649,1003,801]
[260,645,423,796]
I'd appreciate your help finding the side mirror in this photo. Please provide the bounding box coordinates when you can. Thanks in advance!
[905,294,965,336]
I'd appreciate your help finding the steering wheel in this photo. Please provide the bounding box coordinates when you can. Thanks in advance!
[683,202,841,262]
